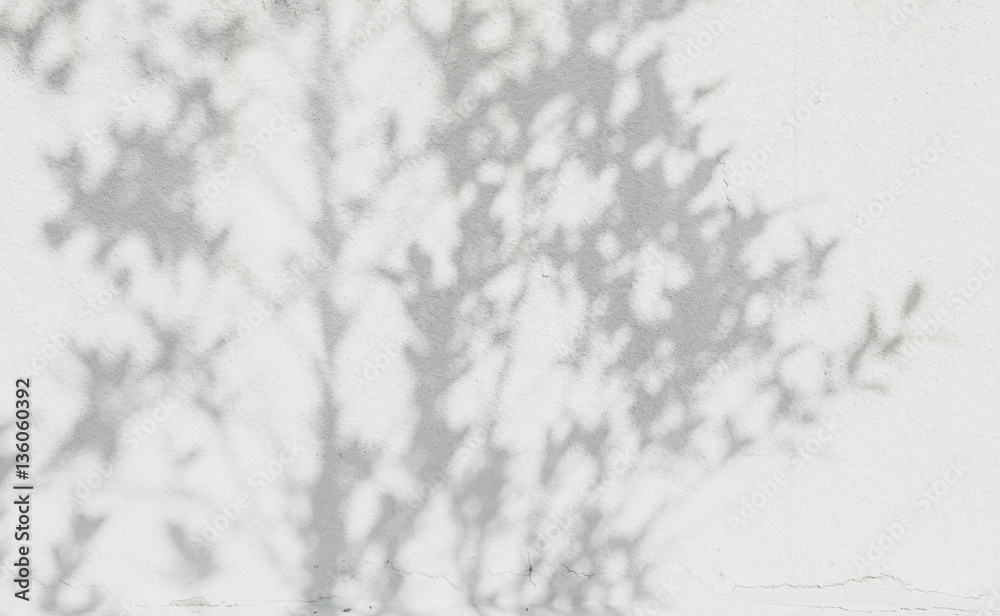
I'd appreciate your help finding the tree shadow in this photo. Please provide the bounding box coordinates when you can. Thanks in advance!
[0,0,921,614]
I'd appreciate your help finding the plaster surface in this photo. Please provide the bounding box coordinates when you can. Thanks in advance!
[1,0,999,614]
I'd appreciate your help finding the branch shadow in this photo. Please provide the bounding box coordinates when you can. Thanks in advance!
[0,0,924,614]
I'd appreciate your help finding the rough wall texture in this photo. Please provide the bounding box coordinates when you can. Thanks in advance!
[1,0,999,614]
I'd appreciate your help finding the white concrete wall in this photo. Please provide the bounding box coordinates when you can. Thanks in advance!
[1,0,999,614]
